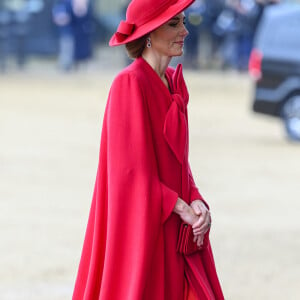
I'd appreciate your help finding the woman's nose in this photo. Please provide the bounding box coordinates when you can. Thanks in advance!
[181,25,189,37]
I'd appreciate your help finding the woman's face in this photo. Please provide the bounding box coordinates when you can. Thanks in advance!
[149,13,189,58]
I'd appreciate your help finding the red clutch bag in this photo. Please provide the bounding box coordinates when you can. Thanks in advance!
[176,223,209,255]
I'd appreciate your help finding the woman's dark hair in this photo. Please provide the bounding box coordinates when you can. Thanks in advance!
[125,35,148,59]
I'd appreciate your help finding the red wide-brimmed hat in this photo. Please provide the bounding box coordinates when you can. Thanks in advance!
[109,0,195,47]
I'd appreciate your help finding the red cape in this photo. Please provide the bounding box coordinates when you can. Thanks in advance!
[73,58,224,300]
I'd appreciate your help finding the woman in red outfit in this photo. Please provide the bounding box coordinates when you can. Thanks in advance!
[73,0,224,299]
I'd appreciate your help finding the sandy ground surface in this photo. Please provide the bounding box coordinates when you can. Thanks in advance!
[1,55,300,300]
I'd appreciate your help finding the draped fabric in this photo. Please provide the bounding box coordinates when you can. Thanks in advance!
[72,57,224,300]
[164,64,188,165]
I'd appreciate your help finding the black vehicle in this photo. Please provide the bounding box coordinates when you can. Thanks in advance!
[248,2,300,141]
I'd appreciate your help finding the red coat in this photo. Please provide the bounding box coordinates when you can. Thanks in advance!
[73,57,224,300]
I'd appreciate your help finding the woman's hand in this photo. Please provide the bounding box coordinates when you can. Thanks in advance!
[173,198,198,226]
[190,200,211,236]
[173,198,211,248]
[191,200,210,247]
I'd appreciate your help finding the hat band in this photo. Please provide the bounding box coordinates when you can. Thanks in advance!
[117,20,135,36]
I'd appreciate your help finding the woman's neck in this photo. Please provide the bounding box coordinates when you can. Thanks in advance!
[142,52,171,87]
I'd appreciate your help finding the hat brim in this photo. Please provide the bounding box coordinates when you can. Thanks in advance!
[109,0,195,47]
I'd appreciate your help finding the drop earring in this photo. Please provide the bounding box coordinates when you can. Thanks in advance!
[146,37,151,48]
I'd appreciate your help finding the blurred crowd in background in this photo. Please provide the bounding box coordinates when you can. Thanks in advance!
[0,0,295,73]
[184,0,279,70]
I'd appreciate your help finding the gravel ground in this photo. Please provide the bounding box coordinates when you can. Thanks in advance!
[1,56,300,300]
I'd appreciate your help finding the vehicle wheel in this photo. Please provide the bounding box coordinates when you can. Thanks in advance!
[282,95,300,141]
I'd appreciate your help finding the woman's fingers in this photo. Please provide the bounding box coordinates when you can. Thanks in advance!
[192,207,211,247]
[190,200,205,215]
[192,215,204,229]
[193,234,204,247]
[199,212,211,233]
[197,235,204,247]
[192,209,210,229]
[192,211,211,235]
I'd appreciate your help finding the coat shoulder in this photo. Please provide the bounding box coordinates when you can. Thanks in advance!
[112,61,148,87]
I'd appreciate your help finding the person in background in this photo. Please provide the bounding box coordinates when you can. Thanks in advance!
[2,0,30,70]
[71,0,94,68]
[52,0,74,71]
[53,0,94,71]
[213,0,264,71]
[0,5,11,72]
[235,0,261,70]
[184,0,205,69]
[72,0,224,299]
